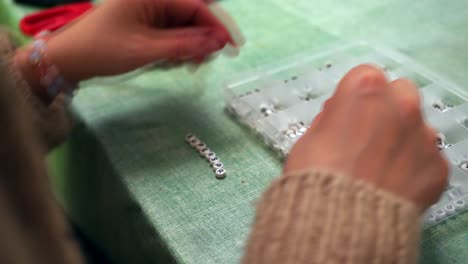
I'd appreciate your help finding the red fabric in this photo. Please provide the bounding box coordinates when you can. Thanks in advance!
[19,2,93,36]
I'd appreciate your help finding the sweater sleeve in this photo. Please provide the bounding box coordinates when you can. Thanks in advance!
[243,170,422,264]
[0,28,73,151]
[0,30,84,263]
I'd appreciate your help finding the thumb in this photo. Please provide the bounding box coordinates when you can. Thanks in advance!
[143,27,228,63]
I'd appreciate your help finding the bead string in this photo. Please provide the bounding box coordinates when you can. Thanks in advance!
[27,30,76,100]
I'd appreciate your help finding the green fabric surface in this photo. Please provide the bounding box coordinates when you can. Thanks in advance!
[2,0,468,263]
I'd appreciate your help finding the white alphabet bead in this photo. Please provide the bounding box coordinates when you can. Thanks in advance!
[185,134,196,143]
[215,168,227,179]
[205,152,216,160]
[434,209,446,220]
[196,142,207,151]
[189,138,201,147]
[437,143,445,151]
[444,204,456,216]
[290,125,300,131]
[432,100,445,111]
[427,214,437,224]
[436,133,446,142]
[448,188,461,199]
[454,199,467,211]
[212,162,224,169]
[460,162,468,172]
[209,156,221,164]
[199,148,211,157]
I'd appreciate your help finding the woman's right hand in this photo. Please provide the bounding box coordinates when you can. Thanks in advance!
[284,65,449,210]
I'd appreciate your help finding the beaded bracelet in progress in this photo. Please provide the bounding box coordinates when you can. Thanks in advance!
[27,33,76,100]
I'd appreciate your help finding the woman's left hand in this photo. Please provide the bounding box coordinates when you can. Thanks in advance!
[44,0,235,82]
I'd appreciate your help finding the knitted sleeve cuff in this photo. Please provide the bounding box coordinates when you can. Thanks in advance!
[243,170,422,264]
[0,28,72,151]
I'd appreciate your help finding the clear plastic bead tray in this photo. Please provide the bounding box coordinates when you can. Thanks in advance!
[224,43,468,228]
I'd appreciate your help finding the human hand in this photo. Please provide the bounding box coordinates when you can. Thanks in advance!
[44,0,236,82]
[284,65,449,210]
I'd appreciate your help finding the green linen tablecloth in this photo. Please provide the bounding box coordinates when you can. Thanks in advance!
[1,0,468,263]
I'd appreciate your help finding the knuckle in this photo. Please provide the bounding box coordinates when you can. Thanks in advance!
[392,78,420,98]
[391,78,422,122]
[353,64,386,81]
[338,64,388,96]
[391,78,418,89]
[398,94,422,122]
[351,64,387,89]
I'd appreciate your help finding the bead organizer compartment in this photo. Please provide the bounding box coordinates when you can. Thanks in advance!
[426,142,468,226]
[224,43,468,228]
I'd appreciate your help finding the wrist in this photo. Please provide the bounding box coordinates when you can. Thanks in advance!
[14,47,48,101]
[46,35,85,83]
[14,35,78,104]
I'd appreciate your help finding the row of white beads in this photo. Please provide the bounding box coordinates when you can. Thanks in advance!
[185,134,227,180]
[427,199,467,224]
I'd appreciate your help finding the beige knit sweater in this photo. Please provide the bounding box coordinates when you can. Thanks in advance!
[0,29,422,264]
[243,171,421,263]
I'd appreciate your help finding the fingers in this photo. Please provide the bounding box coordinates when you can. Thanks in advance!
[163,0,220,25]
[385,79,448,207]
[144,28,226,63]
[147,26,223,39]
[316,65,388,130]
[163,0,235,45]
[334,64,388,98]
[387,78,423,126]
[208,2,245,46]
